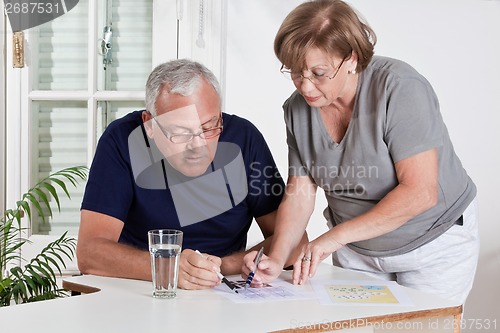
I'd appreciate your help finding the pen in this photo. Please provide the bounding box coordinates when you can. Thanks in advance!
[195,250,238,293]
[245,246,264,289]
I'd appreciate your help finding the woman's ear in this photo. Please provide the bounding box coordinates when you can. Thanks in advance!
[142,111,154,138]
[348,51,359,74]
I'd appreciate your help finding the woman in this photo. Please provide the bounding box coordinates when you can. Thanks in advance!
[243,0,478,304]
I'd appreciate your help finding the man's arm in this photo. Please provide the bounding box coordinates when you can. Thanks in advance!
[76,209,221,289]
[77,209,151,280]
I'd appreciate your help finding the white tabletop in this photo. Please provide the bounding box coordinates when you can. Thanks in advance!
[0,264,460,332]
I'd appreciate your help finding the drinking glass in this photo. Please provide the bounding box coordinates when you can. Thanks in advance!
[148,229,183,298]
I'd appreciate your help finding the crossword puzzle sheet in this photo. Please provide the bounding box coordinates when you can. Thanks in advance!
[214,279,315,303]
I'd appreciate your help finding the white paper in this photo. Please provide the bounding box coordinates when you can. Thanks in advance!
[214,278,315,303]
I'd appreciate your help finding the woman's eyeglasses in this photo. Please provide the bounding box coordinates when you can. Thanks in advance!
[280,58,346,85]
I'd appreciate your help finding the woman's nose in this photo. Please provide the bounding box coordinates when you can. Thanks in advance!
[297,77,316,93]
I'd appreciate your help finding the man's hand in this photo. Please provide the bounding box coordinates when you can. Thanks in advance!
[177,249,222,290]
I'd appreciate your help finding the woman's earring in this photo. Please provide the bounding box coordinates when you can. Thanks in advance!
[348,69,356,74]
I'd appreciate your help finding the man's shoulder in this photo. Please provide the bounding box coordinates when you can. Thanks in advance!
[221,113,263,139]
[220,113,271,157]
[92,110,145,156]
[99,110,145,145]
[106,110,144,133]
[222,112,255,128]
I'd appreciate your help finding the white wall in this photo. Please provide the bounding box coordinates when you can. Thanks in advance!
[225,1,500,330]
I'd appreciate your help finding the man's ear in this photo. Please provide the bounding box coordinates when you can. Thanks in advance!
[142,111,154,138]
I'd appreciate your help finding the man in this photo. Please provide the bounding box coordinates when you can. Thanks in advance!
[77,59,305,289]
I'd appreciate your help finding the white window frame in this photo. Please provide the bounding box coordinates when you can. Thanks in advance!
[1,10,6,218]
[3,0,225,272]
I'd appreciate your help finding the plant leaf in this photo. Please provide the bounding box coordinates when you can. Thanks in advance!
[47,178,70,198]
[43,256,63,275]
[37,183,59,210]
[16,201,31,223]
[23,193,46,224]
[32,188,53,217]
[29,263,51,279]
[1,165,88,305]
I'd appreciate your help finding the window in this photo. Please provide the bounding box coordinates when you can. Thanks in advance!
[27,0,154,236]
[3,0,224,269]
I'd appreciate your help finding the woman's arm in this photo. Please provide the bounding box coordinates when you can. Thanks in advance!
[242,175,317,284]
[302,148,439,282]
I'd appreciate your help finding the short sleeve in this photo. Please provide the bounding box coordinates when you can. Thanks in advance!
[284,97,310,177]
[81,124,135,221]
[244,125,285,218]
[385,77,444,162]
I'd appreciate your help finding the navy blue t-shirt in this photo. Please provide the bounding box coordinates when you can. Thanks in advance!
[81,111,284,257]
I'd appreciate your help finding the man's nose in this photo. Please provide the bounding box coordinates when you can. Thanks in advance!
[186,133,206,150]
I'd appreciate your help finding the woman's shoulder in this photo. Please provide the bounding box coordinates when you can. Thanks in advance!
[283,90,308,112]
[367,56,425,81]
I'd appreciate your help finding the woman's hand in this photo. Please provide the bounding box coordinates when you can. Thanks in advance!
[293,232,345,285]
[177,249,222,290]
[241,250,284,287]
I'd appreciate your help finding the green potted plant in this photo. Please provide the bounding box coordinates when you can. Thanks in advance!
[0,166,88,306]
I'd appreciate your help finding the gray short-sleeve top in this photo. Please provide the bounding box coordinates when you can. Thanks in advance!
[284,56,476,257]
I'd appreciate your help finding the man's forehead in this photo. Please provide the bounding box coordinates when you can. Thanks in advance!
[156,104,218,127]
[157,104,197,118]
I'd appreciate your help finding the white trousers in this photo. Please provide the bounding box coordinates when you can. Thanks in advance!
[332,198,479,304]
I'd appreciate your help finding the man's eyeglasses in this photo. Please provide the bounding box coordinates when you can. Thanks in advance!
[152,114,223,144]
[280,58,346,85]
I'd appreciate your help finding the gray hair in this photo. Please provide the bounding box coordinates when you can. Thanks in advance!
[145,59,222,116]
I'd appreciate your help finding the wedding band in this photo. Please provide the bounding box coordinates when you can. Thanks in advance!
[302,256,311,262]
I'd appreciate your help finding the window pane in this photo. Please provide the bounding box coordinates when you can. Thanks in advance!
[31,101,88,235]
[98,0,153,91]
[96,101,145,139]
[34,0,89,90]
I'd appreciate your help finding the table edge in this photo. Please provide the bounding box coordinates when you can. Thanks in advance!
[62,279,101,294]
[62,277,462,333]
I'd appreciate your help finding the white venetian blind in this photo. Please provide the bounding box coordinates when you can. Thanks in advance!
[30,0,152,236]
[106,0,153,91]
[34,0,88,90]
[32,101,88,235]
